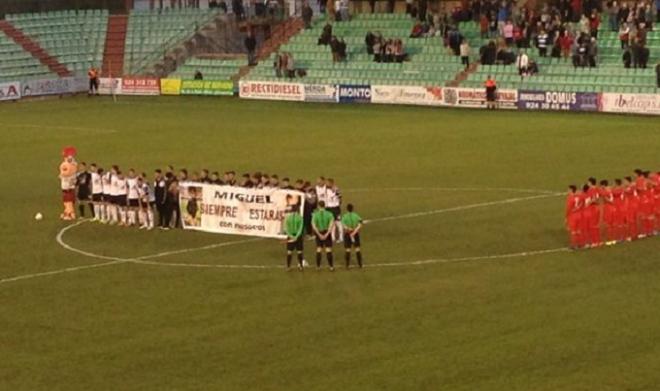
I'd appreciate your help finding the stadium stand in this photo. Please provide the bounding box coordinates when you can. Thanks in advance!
[169,57,247,80]
[0,29,56,82]
[457,16,659,93]
[5,9,108,77]
[123,8,220,75]
[244,13,464,86]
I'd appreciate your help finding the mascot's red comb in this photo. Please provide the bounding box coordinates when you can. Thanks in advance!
[62,146,77,157]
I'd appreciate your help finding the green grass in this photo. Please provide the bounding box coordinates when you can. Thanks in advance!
[0,96,659,390]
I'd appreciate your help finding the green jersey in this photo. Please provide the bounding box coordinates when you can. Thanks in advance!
[341,212,362,230]
[284,213,303,239]
[312,208,334,231]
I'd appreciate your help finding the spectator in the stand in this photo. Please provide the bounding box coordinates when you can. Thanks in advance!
[368,0,376,13]
[619,22,630,48]
[337,38,347,61]
[394,39,407,62]
[447,27,463,55]
[318,23,332,45]
[588,37,598,67]
[630,38,641,67]
[373,37,382,62]
[480,13,489,38]
[497,2,509,33]
[330,36,339,61]
[387,0,395,13]
[489,11,499,37]
[302,1,313,29]
[419,0,428,22]
[410,21,424,38]
[513,23,523,48]
[273,52,285,77]
[608,1,620,31]
[537,29,549,56]
[232,0,245,20]
[528,59,539,75]
[516,50,529,76]
[286,53,295,78]
[589,9,601,38]
[617,2,630,26]
[623,47,632,67]
[194,70,203,80]
[245,30,257,66]
[339,0,350,21]
[460,39,471,69]
[558,30,574,60]
[209,0,218,8]
[480,40,497,64]
[365,31,375,55]
[327,0,335,21]
[497,46,515,64]
[503,20,514,46]
[405,0,414,15]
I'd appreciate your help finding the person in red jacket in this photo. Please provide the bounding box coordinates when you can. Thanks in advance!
[585,178,602,247]
[625,176,640,240]
[639,171,655,237]
[612,179,627,242]
[589,10,600,38]
[558,31,574,60]
[565,185,583,249]
[600,180,617,245]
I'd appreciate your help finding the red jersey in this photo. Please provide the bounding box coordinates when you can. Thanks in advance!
[601,187,616,224]
[586,186,600,211]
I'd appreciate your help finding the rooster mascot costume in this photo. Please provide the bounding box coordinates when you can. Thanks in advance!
[59,146,78,220]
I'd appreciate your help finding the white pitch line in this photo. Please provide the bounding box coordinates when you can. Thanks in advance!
[0,260,127,284]
[1,187,565,285]
[345,187,560,195]
[10,123,118,134]
[366,193,557,224]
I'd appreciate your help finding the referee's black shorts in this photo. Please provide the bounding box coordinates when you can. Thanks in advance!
[286,236,304,251]
[315,230,332,247]
[343,233,361,248]
[327,206,341,219]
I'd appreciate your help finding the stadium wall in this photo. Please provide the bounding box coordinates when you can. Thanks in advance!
[3,76,659,116]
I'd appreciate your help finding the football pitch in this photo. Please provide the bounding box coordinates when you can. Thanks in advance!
[1,96,659,390]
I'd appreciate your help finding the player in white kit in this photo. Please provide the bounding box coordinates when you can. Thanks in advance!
[326,178,343,243]
[137,174,155,230]
[126,169,140,226]
[90,165,104,222]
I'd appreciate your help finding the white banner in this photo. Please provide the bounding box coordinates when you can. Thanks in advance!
[0,81,21,101]
[304,84,338,103]
[239,81,304,101]
[599,93,660,115]
[179,183,305,239]
[443,87,518,109]
[98,78,122,95]
[371,85,444,106]
[21,77,87,97]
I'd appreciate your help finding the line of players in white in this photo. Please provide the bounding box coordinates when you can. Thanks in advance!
[88,164,156,230]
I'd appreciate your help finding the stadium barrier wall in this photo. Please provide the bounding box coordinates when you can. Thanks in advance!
[0,81,21,101]
[93,77,660,116]
[21,76,88,98]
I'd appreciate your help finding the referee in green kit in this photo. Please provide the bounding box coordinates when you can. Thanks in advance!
[312,201,335,271]
[341,203,363,268]
[284,208,304,270]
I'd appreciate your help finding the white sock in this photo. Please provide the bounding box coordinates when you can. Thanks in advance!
[138,210,146,226]
[147,209,154,228]
[112,206,118,222]
[129,210,136,225]
[337,222,344,240]
[119,209,126,224]
[93,204,99,219]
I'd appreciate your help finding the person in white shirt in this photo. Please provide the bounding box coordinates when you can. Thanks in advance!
[325,178,343,242]
[137,174,155,230]
[126,169,140,226]
[108,166,120,224]
[460,39,470,69]
[90,165,104,222]
[115,171,129,226]
[516,50,529,76]
[315,176,327,206]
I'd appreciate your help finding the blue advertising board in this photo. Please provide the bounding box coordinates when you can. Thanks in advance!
[338,84,371,103]
[517,90,600,111]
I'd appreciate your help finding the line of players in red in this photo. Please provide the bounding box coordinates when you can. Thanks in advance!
[565,169,660,249]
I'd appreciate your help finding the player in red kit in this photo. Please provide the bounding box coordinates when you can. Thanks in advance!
[625,176,639,240]
[639,171,655,237]
[585,178,601,247]
[565,185,583,249]
[599,180,617,245]
[612,179,627,242]
[654,171,660,234]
